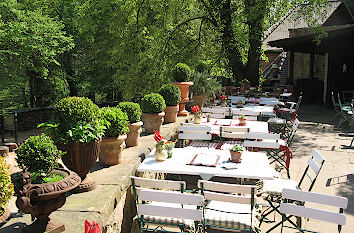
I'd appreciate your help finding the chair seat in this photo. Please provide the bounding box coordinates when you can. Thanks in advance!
[262,178,298,196]
[267,118,286,124]
[204,201,260,231]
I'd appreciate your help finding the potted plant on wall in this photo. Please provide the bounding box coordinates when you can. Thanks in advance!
[39,97,105,192]
[190,72,222,108]
[140,93,166,134]
[0,157,14,224]
[229,144,244,163]
[159,84,181,123]
[172,63,194,116]
[14,135,81,233]
[118,102,143,147]
[99,107,130,165]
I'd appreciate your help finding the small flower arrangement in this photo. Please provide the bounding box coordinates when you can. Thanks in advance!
[239,115,247,120]
[191,105,203,118]
[220,95,227,102]
[230,144,244,152]
[153,131,175,158]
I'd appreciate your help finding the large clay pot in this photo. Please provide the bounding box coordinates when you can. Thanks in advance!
[174,82,194,116]
[193,95,206,108]
[141,112,165,134]
[230,151,242,163]
[57,139,100,192]
[164,105,179,123]
[15,168,81,233]
[0,208,10,224]
[126,122,143,147]
[99,134,127,165]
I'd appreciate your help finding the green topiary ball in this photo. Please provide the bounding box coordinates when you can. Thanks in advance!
[140,93,166,113]
[101,107,130,137]
[159,84,181,106]
[117,102,142,123]
[172,63,191,82]
[16,135,64,175]
[0,157,14,215]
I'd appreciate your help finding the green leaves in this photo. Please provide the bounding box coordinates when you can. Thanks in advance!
[0,157,14,215]
[159,84,181,106]
[117,102,142,123]
[140,93,166,114]
[101,107,130,137]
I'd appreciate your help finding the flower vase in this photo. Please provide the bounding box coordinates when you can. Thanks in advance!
[154,149,168,161]
[194,115,202,124]
[221,102,227,107]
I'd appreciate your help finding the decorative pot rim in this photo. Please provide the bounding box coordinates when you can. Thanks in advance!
[142,112,166,117]
[173,81,194,85]
[165,105,179,109]
[56,138,102,146]
[130,121,143,126]
[103,134,127,141]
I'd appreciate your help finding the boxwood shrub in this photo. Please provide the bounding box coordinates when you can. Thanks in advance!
[0,157,14,215]
[140,93,166,113]
[172,63,191,82]
[117,102,142,123]
[101,107,130,137]
[159,84,181,106]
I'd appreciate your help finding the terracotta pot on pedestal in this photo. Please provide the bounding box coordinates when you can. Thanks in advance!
[193,95,206,108]
[15,168,81,233]
[141,112,165,134]
[99,134,127,165]
[126,122,143,147]
[164,106,179,123]
[57,140,101,193]
[174,82,193,116]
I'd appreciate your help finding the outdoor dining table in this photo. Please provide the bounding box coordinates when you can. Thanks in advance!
[233,105,275,114]
[137,147,275,188]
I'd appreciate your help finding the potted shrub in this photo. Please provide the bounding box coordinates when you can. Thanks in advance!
[39,97,105,192]
[140,93,166,134]
[229,144,244,163]
[0,157,14,224]
[159,84,181,123]
[190,72,222,107]
[14,135,81,232]
[172,63,194,116]
[118,102,143,147]
[99,107,130,165]
[239,115,247,126]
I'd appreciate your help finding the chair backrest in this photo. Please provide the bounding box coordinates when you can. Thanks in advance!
[298,149,325,191]
[280,188,347,232]
[232,109,259,121]
[179,124,212,147]
[198,180,257,231]
[229,96,247,105]
[294,95,303,111]
[243,132,281,150]
[202,107,229,119]
[131,177,204,225]
[337,93,345,114]
[220,126,250,139]
[331,92,339,110]
[286,118,300,146]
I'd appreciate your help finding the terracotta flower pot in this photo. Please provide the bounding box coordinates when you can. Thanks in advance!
[57,139,101,192]
[0,207,10,224]
[239,118,247,126]
[230,151,242,163]
[126,122,143,147]
[164,105,179,123]
[15,168,81,233]
[193,95,206,108]
[99,134,127,165]
[174,81,194,116]
[142,112,165,134]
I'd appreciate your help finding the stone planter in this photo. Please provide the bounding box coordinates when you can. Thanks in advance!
[57,140,101,192]
[174,82,193,116]
[99,134,127,165]
[142,112,165,134]
[193,95,206,108]
[15,168,81,233]
[126,122,143,147]
[164,106,179,123]
[0,208,10,224]
[230,151,242,163]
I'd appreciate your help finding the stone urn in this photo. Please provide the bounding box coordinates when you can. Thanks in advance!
[57,139,101,193]
[192,95,206,109]
[15,168,81,233]
[164,106,179,123]
[230,151,242,163]
[141,112,165,134]
[174,82,193,116]
[99,134,127,165]
[126,122,143,147]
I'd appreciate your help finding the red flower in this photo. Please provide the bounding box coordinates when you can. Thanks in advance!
[191,105,200,114]
[219,95,227,100]
[85,220,101,233]
[154,131,164,142]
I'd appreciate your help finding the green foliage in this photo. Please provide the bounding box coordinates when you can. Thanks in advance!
[158,84,181,106]
[190,72,222,98]
[117,102,142,124]
[230,144,244,152]
[140,93,166,114]
[31,172,64,184]
[172,63,191,82]
[101,107,130,137]
[16,135,64,183]
[0,157,14,215]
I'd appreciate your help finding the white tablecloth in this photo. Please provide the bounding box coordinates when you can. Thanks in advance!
[232,105,274,114]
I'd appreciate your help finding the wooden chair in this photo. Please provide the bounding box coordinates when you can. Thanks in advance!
[178,124,212,148]
[220,125,250,140]
[260,149,326,232]
[279,188,347,233]
[232,109,259,121]
[337,93,351,128]
[229,96,247,106]
[201,107,229,119]
[130,176,204,233]
[198,180,260,232]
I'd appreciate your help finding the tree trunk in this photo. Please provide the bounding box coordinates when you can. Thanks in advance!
[246,21,263,86]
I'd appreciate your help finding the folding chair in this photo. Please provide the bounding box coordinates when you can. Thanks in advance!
[198,180,260,232]
[130,176,204,233]
[337,93,352,128]
[201,107,229,119]
[232,109,259,121]
[178,124,212,148]
[229,96,247,106]
[330,92,343,123]
[282,118,300,145]
[259,149,326,232]
[220,125,250,140]
[279,188,347,233]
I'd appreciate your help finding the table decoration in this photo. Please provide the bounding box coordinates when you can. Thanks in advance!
[229,144,244,163]
[192,105,203,124]
[238,115,247,126]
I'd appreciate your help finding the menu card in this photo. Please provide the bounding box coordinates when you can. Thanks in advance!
[187,153,220,167]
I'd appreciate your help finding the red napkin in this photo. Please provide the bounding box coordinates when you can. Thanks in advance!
[279,145,293,169]
[85,220,101,233]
